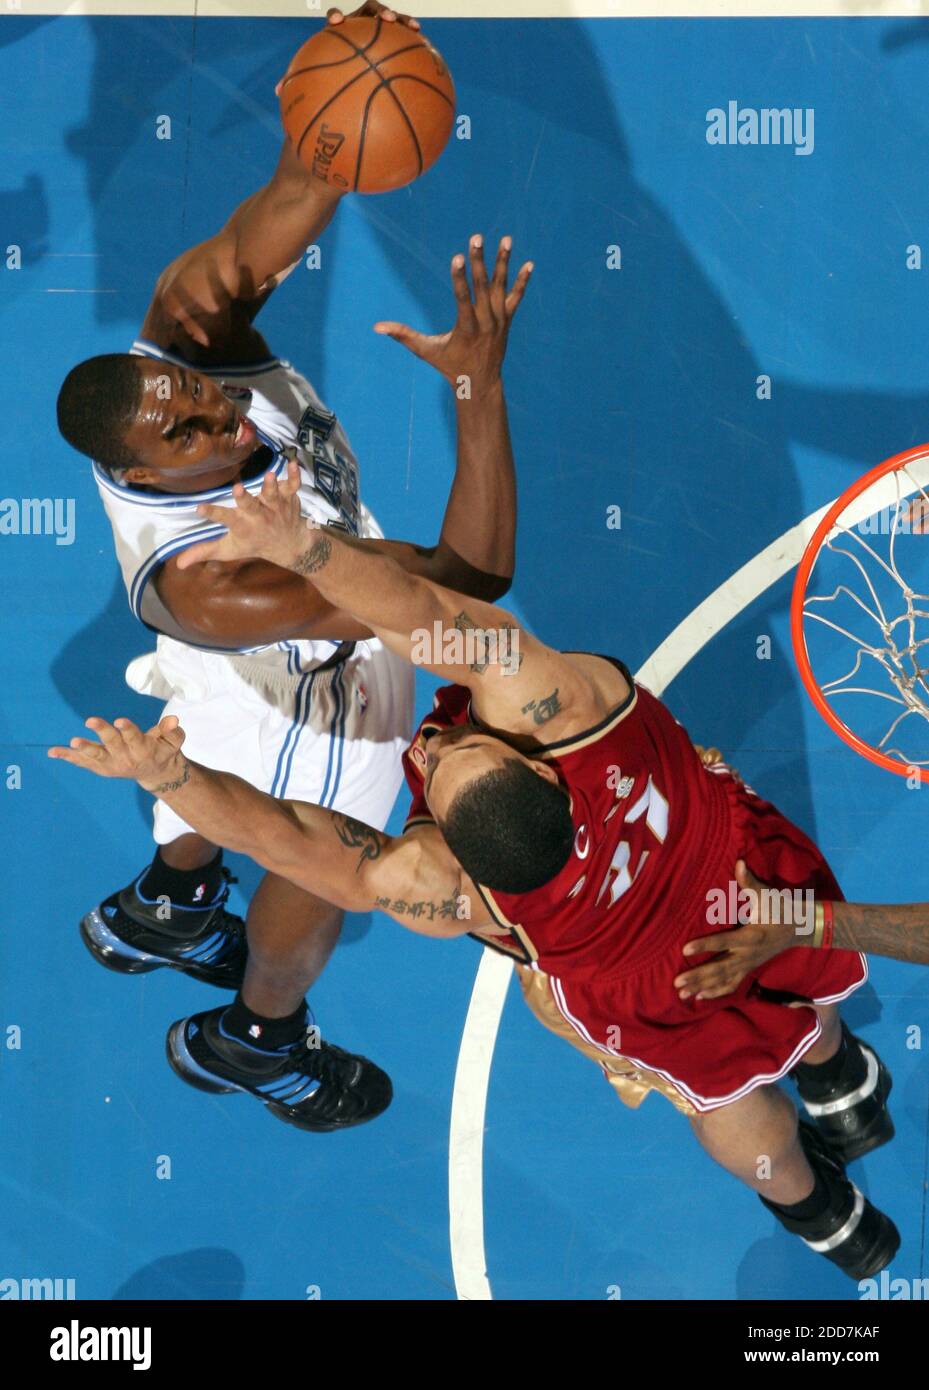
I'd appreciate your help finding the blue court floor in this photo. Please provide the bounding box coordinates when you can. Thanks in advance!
[1,12,928,1300]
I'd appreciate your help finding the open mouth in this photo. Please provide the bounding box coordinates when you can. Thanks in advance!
[233,415,256,449]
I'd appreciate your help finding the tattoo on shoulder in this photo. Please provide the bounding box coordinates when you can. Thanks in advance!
[521,688,562,726]
[153,761,191,795]
[333,813,386,873]
[294,536,332,576]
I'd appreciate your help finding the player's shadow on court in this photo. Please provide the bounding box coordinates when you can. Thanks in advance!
[112,1247,245,1301]
[737,1230,854,1301]
[0,4,51,261]
[50,572,155,725]
[0,172,48,282]
[842,984,882,1034]
[231,853,373,946]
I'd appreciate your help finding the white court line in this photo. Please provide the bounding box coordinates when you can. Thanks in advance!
[448,459,929,1301]
[9,3,929,18]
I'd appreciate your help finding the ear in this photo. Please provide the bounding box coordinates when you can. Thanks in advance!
[123,467,156,486]
[409,742,427,773]
[527,758,561,787]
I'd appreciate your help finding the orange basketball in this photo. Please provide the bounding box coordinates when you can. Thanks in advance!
[279,17,456,195]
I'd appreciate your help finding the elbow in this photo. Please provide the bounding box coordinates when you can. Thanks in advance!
[463,570,512,603]
[429,543,511,603]
[481,572,513,602]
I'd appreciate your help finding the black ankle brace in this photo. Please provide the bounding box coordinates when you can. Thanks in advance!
[793,1022,866,1101]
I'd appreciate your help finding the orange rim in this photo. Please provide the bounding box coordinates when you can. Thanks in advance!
[790,442,929,784]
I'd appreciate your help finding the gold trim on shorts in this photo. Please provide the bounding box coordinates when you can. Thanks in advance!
[515,963,696,1117]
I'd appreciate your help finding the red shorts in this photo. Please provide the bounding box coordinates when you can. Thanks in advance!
[545,776,867,1112]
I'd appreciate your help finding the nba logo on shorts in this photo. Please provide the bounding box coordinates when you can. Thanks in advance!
[357,684,368,714]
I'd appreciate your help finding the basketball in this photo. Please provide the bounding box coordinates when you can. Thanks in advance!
[279,17,456,195]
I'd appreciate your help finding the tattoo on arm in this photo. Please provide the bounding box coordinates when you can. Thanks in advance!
[521,688,562,726]
[500,622,524,674]
[374,895,460,922]
[833,903,929,965]
[452,611,524,677]
[294,536,332,576]
[333,813,387,874]
[152,761,191,795]
[453,610,492,675]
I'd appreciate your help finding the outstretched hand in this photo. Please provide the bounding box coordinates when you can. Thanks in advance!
[175,460,313,571]
[373,234,533,391]
[48,716,189,795]
[673,859,802,1001]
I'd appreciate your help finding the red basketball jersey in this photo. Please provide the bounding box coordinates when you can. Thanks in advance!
[401,658,752,980]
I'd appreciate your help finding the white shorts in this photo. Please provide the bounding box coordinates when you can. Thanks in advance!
[125,635,415,845]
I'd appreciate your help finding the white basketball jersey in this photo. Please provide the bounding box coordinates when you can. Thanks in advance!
[94,337,384,670]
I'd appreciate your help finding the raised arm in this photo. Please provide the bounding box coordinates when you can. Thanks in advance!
[141,3,422,359]
[166,236,533,650]
[48,715,483,938]
[141,135,342,361]
[366,233,531,596]
[178,464,612,739]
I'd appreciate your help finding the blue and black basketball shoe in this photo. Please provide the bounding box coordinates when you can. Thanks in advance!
[165,1006,393,1132]
[80,867,247,990]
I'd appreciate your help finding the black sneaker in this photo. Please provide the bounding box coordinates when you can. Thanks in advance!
[760,1122,900,1280]
[80,868,247,990]
[165,1005,393,1132]
[793,1026,894,1164]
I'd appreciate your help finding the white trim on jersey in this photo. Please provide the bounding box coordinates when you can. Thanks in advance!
[95,339,367,662]
[127,525,343,659]
[92,426,287,509]
[129,524,226,613]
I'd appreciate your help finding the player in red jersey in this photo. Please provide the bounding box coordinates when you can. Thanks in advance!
[51,468,901,1280]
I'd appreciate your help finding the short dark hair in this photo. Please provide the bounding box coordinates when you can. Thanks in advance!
[56,353,145,473]
[439,757,574,894]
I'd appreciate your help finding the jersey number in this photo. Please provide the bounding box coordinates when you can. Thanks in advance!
[298,406,360,535]
[596,776,669,908]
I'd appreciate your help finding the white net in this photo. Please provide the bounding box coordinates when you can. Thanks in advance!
[800,453,929,772]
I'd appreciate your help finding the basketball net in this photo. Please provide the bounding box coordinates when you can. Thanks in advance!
[791,444,929,783]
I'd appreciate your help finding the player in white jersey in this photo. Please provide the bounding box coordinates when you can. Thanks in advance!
[55,1,532,1132]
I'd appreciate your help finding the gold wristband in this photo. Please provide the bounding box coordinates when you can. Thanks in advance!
[810,901,825,949]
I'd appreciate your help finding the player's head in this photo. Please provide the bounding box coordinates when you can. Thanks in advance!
[56,354,259,492]
[417,724,574,893]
